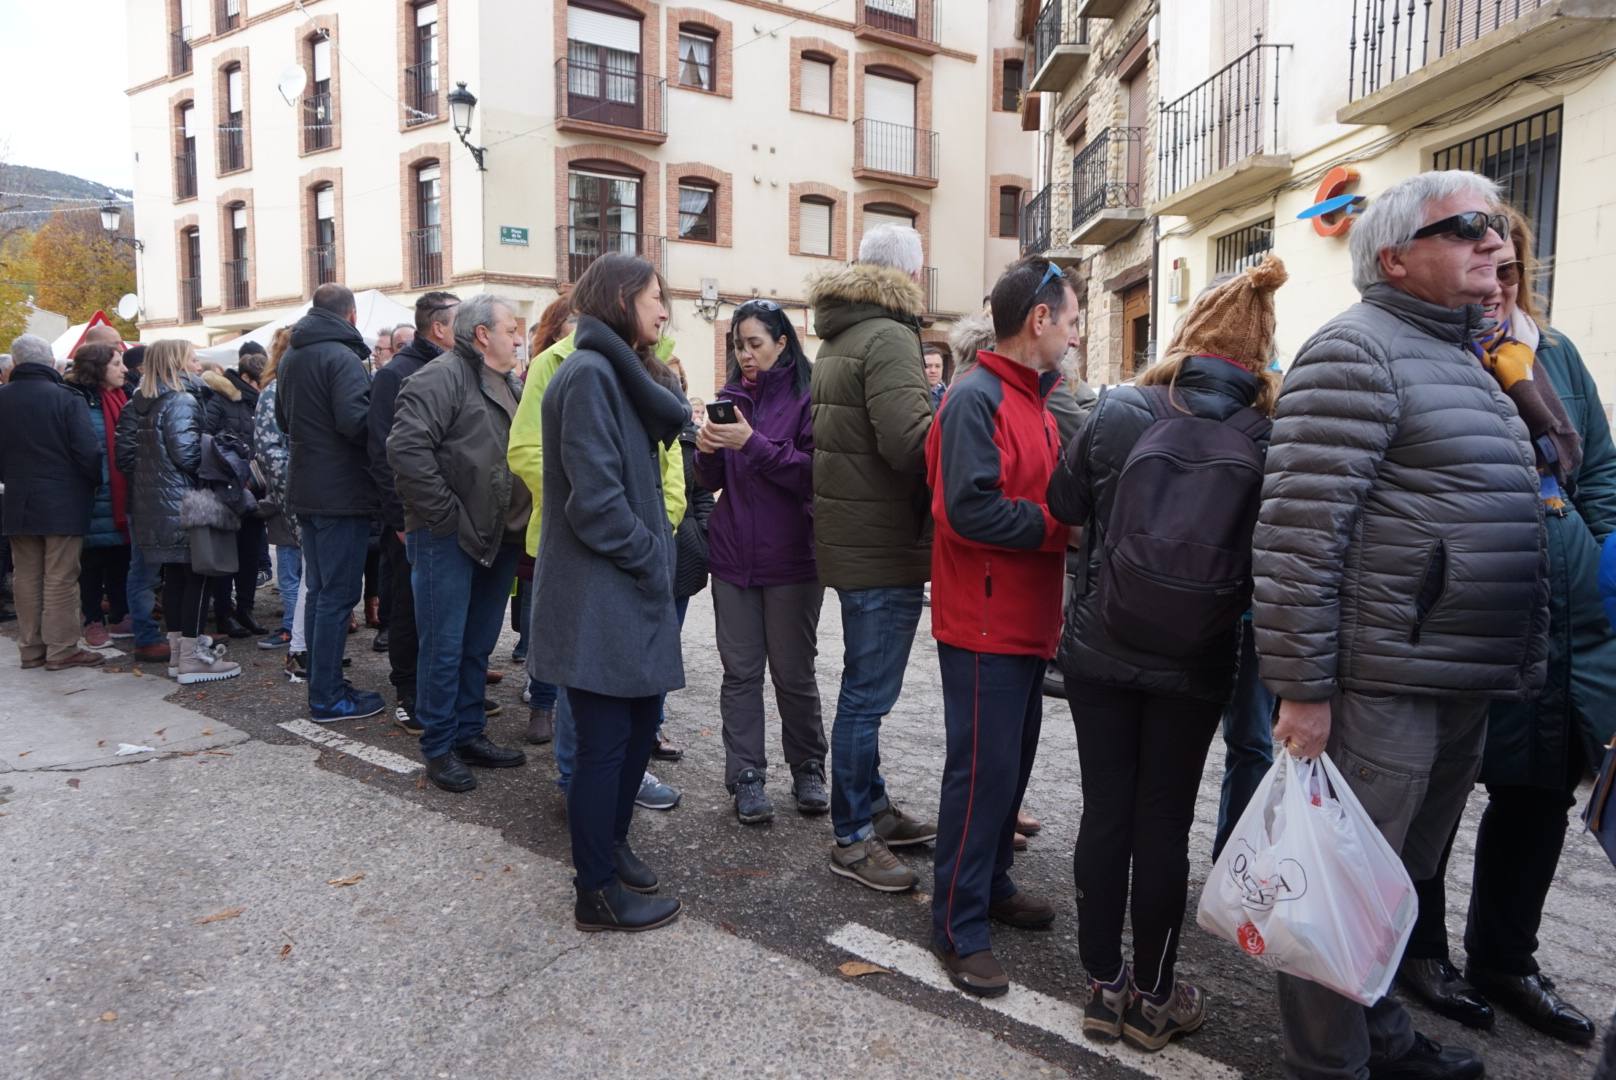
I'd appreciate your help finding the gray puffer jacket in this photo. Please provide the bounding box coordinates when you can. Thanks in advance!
[115,384,203,563]
[1252,283,1549,703]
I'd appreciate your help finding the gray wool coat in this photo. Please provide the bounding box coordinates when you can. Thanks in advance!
[528,315,690,700]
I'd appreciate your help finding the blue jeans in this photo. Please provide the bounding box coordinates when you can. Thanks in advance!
[527,677,558,711]
[125,538,161,647]
[300,515,370,710]
[408,530,519,760]
[830,585,925,843]
[276,545,302,634]
[1212,619,1276,860]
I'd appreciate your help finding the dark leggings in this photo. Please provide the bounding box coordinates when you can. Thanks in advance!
[79,545,131,624]
[161,562,210,638]
[211,517,266,623]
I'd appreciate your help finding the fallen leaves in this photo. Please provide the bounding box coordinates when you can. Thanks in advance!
[837,961,891,979]
[200,728,213,736]
[99,1011,118,1022]
[153,728,166,738]
[278,943,293,960]
[197,906,245,924]
[96,740,106,748]
[66,778,80,789]
[326,873,365,887]
[17,751,29,758]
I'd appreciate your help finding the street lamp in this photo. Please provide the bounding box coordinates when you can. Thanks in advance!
[447,82,487,172]
[99,203,144,251]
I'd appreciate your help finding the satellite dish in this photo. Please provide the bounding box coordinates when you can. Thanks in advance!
[276,64,308,106]
[115,294,142,321]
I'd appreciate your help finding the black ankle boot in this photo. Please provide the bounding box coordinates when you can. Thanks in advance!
[613,842,658,894]
[425,752,476,793]
[574,880,681,933]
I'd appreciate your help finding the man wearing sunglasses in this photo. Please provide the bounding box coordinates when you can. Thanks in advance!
[1253,172,1548,1080]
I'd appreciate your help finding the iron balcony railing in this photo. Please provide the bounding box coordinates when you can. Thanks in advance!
[1030,0,1090,75]
[921,266,938,313]
[308,244,337,288]
[170,28,192,76]
[217,122,245,174]
[1072,126,1144,228]
[556,59,668,136]
[556,226,665,285]
[179,277,201,323]
[303,92,334,152]
[175,152,197,200]
[1347,0,1551,101]
[409,226,443,287]
[215,0,239,33]
[1021,183,1072,255]
[404,61,439,126]
[224,259,250,310]
[855,0,938,47]
[1158,41,1290,200]
[853,118,939,182]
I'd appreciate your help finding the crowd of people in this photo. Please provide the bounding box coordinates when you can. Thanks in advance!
[1,169,1614,1080]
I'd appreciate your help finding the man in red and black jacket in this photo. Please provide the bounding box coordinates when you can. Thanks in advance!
[925,256,1079,998]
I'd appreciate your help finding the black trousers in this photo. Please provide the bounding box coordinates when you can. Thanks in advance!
[79,544,130,624]
[568,688,660,892]
[382,529,418,700]
[1068,677,1223,998]
[210,516,266,622]
[161,562,209,638]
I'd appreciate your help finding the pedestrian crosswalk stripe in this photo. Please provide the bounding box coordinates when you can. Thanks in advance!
[277,719,422,774]
[827,922,1243,1080]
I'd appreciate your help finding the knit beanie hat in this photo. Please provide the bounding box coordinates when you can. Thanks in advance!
[1163,253,1288,372]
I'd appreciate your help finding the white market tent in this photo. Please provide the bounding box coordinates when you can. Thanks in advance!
[195,289,414,367]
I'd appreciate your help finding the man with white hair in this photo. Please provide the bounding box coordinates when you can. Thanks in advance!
[808,223,938,892]
[1253,171,1547,1080]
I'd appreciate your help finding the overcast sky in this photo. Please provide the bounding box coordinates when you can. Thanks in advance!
[0,0,134,189]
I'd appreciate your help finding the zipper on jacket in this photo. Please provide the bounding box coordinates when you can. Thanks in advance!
[1409,539,1448,645]
[982,560,993,638]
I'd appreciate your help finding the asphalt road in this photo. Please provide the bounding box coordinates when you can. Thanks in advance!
[6,584,1613,1079]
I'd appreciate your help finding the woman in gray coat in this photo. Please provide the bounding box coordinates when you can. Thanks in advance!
[530,254,689,933]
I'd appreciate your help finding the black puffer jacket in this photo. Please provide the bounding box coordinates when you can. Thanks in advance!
[116,384,203,563]
[201,369,259,451]
[368,334,441,532]
[275,307,376,517]
[0,363,101,537]
[1048,358,1267,703]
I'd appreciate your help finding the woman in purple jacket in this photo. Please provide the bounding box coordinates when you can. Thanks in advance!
[695,300,827,825]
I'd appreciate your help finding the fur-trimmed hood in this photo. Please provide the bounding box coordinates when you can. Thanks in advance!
[947,312,995,378]
[809,263,926,341]
[179,486,241,530]
[202,369,242,402]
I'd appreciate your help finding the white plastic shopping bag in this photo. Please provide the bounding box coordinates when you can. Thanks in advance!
[1196,750,1417,1004]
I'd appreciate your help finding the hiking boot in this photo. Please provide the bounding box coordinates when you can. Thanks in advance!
[394,699,423,735]
[613,842,658,894]
[133,640,171,664]
[828,835,917,893]
[175,636,241,685]
[934,945,1009,998]
[792,762,830,815]
[425,752,476,793]
[733,768,774,825]
[873,803,937,848]
[635,772,681,811]
[1083,965,1134,1043]
[988,890,1056,930]
[574,881,681,933]
[81,621,110,648]
[45,649,106,672]
[525,705,555,745]
[1121,980,1206,1052]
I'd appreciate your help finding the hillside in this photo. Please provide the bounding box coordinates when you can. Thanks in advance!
[0,163,132,233]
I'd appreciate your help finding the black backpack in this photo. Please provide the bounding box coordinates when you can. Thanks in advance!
[1094,385,1270,658]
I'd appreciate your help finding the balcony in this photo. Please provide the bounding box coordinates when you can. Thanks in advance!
[302,92,335,152]
[404,61,439,126]
[308,244,337,288]
[409,226,443,288]
[1070,127,1146,246]
[555,60,668,145]
[556,227,666,286]
[179,277,201,323]
[1076,0,1128,16]
[1020,183,1084,265]
[1340,0,1615,126]
[853,118,939,189]
[224,259,250,311]
[217,122,245,174]
[1027,0,1092,92]
[854,0,939,56]
[174,152,197,201]
[170,27,192,76]
[1154,42,1293,219]
[214,0,239,34]
[921,266,939,314]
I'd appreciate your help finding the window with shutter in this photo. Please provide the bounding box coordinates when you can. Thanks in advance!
[998,188,1021,238]
[313,38,331,83]
[800,199,832,256]
[801,58,832,114]
[864,206,915,233]
[227,68,243,114]
[568,6,641,53]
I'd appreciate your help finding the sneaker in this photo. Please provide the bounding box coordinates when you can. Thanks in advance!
[82,621,111,648]
[310,689,387,723]
[635,772,681,811]
[284,651,309,681]
[258,628,291,650]
[106,616,134,639]
[934,945,1009,998]
[1120,980,1206,1053]
[829,834,917,893]
[792,762,830,815]
[988,889,1056,930]
[256,569,272,590]
[1083,965,1134,1043]
[175,636,241,685]
[733,768,774,825]
[873,803,938,848]
[394,700,423,735]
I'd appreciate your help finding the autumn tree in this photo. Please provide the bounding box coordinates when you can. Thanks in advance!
[0,229,33,347]
[25,209,138,339]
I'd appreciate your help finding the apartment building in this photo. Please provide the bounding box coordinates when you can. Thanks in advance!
[1015,0,1159,385]
[124,0,1034,394]
[1149,0,1616,391]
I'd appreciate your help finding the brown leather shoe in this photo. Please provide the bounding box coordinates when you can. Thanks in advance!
[989,889,1057,930]
[45,649,105,672]
[484,669,505,684]
[1015,810,1042,835]
[934,946,1009,997]
[1012,831,1029,851]
[133,641,172,663]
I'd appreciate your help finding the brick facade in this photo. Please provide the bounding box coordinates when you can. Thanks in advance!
[554,142,664,278]
[299,166,346,298]
[666,7,732,98]
[789,37,849,119]
[213,47,252,176]
[665,162,733,248]
[295,13,342,155]
[853,49,933,131]
[554,0,662,77]
[169,88,197,203]
[396,0,449,132]
[217,186,256,310]
[991,47,1021,113]
[399,143,452,288]
[853,188,931,260]
[175,213,200,324]
[788,181,848,261]
[987,172,1031,238]
[213,0,248,38]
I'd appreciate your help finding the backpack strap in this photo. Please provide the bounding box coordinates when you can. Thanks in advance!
[1139,384,1176,423]
[1223,405,1273,442]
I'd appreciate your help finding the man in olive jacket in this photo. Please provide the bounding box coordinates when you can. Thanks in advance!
[388,295,529,793]
[1253,171,1548,1080]
[809,224,938,892]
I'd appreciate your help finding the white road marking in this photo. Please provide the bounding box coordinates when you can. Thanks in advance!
[827,922,1244,1080]
[278,719,421,774]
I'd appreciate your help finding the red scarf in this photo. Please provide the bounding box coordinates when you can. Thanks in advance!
[100,387,130,537]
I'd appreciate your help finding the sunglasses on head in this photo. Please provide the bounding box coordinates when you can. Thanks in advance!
[1495,260,1523,287]
[1411,211,1508,244]
[736,299,782,315]
[1020,262,1065,323]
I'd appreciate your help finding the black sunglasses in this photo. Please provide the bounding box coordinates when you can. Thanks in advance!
[1411,211,1508,243]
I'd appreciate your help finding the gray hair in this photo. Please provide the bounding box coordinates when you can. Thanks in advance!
[1349,170,1502,293]
[453,294,514,355]
[858,224,924,275]
[9,334,54,368]
[392,323,414,340]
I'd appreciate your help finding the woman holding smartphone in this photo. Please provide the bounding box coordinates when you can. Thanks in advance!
[529,254,690,932]
[694,300,826,825]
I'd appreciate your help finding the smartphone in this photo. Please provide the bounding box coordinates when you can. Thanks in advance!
[706,399,739,424]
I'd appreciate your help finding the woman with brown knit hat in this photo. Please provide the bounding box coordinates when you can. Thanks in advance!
[1047,254,1287,1054]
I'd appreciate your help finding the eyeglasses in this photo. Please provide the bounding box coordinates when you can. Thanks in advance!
[1495,260,1523,287]
[1411,211,1508,244]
